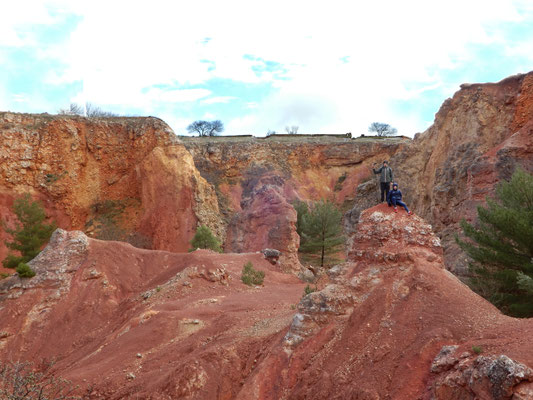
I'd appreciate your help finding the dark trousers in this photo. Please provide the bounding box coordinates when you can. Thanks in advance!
[391,199,409,212]
[380,182,391,203]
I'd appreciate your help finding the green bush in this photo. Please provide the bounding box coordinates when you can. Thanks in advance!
[2,194,56,268]
[0,360,80,399]
[16,262,36,278]
[2,254,24,269]
[303,284,317,297]
[241,261,265,286]
[472,345,483,355]
[189,225,222,252]
[334,173,347,192]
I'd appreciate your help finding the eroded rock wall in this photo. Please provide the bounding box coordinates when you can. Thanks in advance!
[184,136,409,266]
[0,112,222,263]
[392,72,533,274]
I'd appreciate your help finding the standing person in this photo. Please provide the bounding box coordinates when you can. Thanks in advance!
[372,160,394,204]
[387,182,412,214]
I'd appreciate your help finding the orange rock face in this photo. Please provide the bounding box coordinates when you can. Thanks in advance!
[386,72,533,274]
[139,146,223,252]
[0,113,221,263]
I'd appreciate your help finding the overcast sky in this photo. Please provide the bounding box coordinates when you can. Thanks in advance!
[1,0,533,137]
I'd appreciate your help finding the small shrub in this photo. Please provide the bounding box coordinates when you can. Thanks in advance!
[189,225,222,252]
[472,345,483,355]
[241,261,265,286]
[0,273,10,280]
[303,284,317,297]
[44,171,67,185]
[2,254,24,269]
[16,262,36,278]
[156,286,162,292]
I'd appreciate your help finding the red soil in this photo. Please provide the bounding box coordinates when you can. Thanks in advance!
[1,205,533,399]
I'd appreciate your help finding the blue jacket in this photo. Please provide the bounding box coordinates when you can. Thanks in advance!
[387,189,402,203]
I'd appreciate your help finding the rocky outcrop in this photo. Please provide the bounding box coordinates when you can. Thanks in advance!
[225,173,301,271]
[431,347,533,399]
[139,146,223,252]
[0,229,306,398]
[183,136,408,210]
[183,136,408,262]
[392,72,533,274]
[239,204,533,399]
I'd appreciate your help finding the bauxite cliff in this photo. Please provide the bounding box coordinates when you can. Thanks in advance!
[0,112,223,266]
[391,72,533,274]
[183,135,409,269]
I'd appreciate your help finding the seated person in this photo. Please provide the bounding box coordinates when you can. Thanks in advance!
[387,182,412,215]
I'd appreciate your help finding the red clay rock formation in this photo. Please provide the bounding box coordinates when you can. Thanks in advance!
[0,112,222,261]
[2,205,532,399]
[393,72,533,274]
[183,136,408,210]
[0,229,306,399]
[225,173,301,271]
[184,136,409,259]
[139,145,223,252]
[239,204,533,399]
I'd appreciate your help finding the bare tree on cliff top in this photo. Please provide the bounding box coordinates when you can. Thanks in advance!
[58,103,84,116]
[187,120,224,136]
[368,122,397,136]
[285,125,299,134]
[58,102,118,118]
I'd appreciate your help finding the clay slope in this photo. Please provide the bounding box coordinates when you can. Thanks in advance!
[239,204,533,399]
[0,229,305,399]
[2,206,533,399]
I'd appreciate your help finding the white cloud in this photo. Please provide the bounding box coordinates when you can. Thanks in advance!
[146,88,211,104]
[12,94,26,103]
[202,96,237,104]
[2,0,533,136]
[202,112,216,120]
[0,1,58,47]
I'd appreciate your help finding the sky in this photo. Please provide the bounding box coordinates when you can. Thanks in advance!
[1,0,533,137]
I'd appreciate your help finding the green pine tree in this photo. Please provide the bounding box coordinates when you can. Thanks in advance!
[299,199,344,267]
[2,194,56,270]
[456,168,533,317]
[189,225,222,252]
